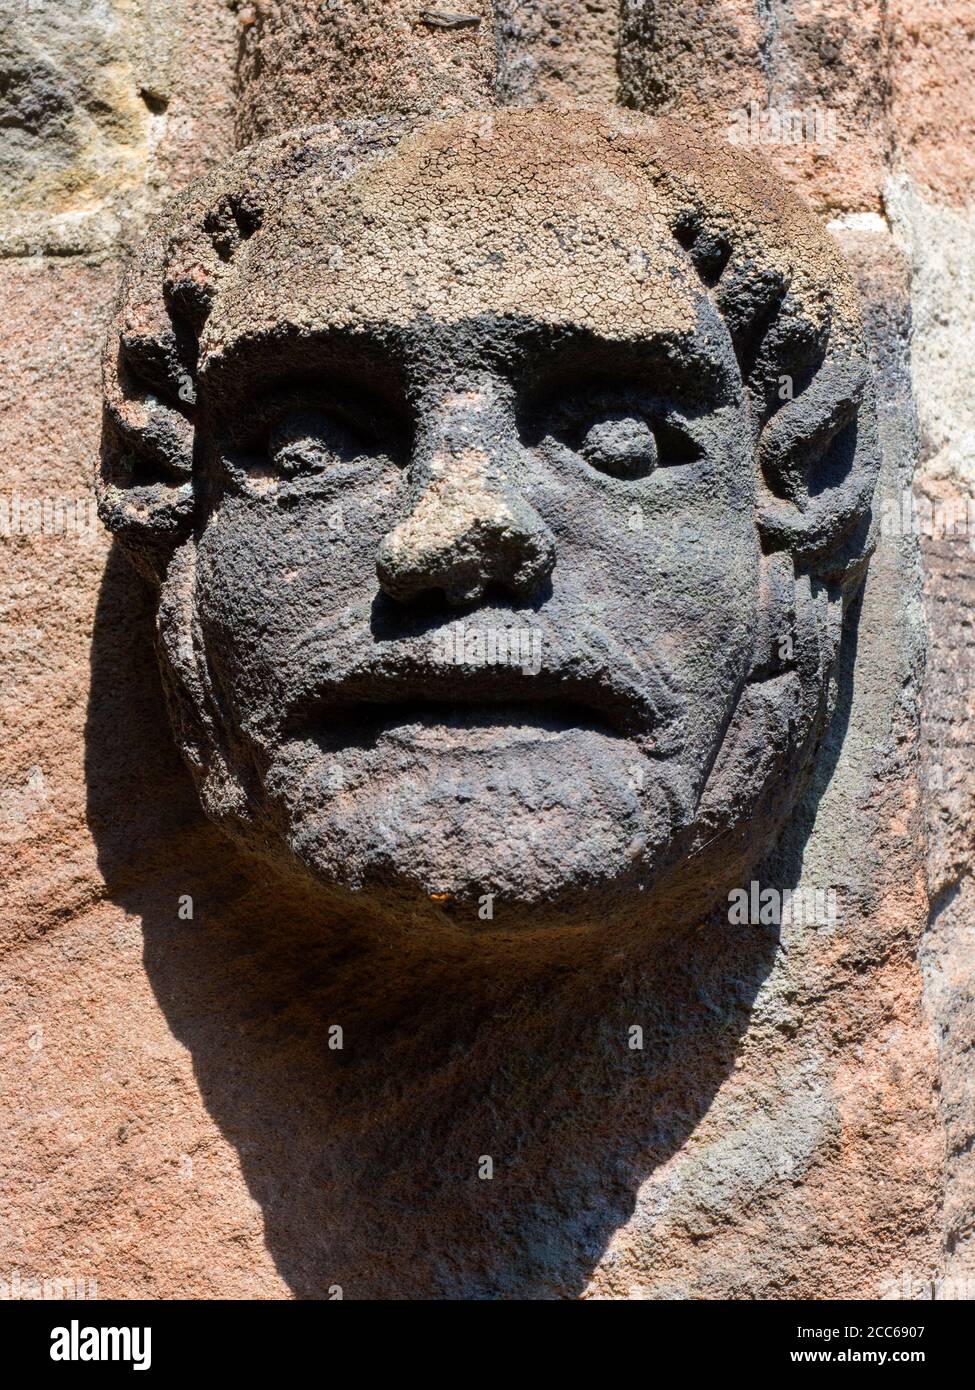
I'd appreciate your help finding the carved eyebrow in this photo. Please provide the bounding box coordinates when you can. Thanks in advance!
[511,322,737,405]
[204,314,736,415]
[422,314,731,369]
[202,327,411,420]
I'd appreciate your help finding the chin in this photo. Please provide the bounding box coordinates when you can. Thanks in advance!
[271,731,694,927]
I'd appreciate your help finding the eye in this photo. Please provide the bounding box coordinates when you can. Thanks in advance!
[578,412,658,480]
[269,409,376,477]
[527,381,704,482]
[559,403,702,481]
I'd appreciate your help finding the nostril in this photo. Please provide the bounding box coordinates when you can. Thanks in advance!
[443,575,487,607]
[375,523,436,602]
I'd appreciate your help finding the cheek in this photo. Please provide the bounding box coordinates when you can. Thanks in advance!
[591,519,759,767]
[526,453,760,714]
[576,518,758,669]
[195,477,403,711]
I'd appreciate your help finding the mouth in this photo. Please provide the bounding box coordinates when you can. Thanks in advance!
[282,646,685,756]
[291,694,624,751]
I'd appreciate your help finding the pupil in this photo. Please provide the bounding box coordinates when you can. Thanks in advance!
[581,414,657,478]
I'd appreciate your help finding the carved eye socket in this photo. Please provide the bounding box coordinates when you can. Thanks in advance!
[578,413,659,480]
[269,409,378,477]
[555,402,702,481]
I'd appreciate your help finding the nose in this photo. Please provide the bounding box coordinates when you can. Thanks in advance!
[376,384,555,607]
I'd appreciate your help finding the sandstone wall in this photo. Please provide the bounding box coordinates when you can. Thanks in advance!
[1,0,971,1299]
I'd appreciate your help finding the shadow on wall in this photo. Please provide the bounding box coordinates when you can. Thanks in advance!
[84,542,857,1300]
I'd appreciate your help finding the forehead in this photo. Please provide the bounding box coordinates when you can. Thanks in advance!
[203,126,717,370]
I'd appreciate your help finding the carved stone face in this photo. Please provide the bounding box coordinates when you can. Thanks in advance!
[100,111,881,933]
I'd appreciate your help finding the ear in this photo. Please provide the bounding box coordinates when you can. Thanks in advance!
[98,151,271,582]
[755,345,881,590]
[98,186,206,583]
[668,176,881,600]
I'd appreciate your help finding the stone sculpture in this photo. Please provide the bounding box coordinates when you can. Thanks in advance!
[98,108,880,933]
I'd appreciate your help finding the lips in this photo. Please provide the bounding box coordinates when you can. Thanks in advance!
[281,623,687,757]
[288,674,638,752]
[300,697,625,752]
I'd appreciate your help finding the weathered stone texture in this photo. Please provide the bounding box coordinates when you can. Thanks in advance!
[618,0,893,215]
[495,0,619,105]
[917,497,975,1280]
[0,0,972,1301]
[0,260,114,947]
[234,0,498,143]
[0,0,237,256]
[0,251,285,1295]
[890,0,975,206]
[618,0,975,1301]
[619,0,975,215]
[234,0,621,144]
[886,90,975,1288]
